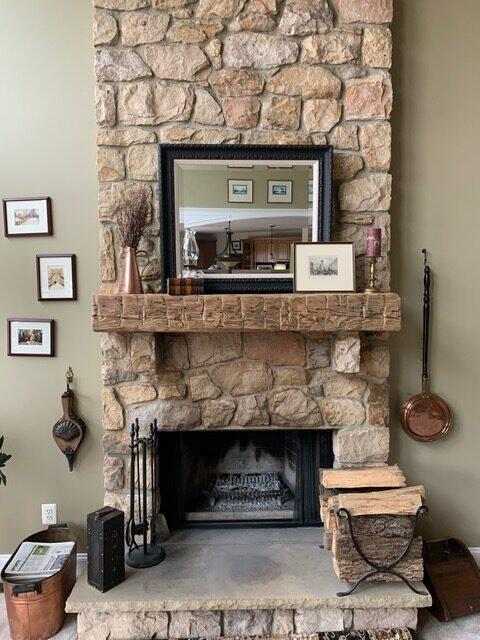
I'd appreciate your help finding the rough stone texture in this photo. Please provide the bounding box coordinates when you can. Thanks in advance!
[204,38,222,69]
[169,611,222,638]
[167,20,223,43]
[302,29,361,65]
[130,334,156,374]
[230,12,276,32]
[77,611,169,640]
[210,69,264,97]
[361,344,390,378]
[294,608,344,633]
[323,374,367,400]
[339,174,392,212]
[97,149,125,182]
[334,425,390,464]
[344,73,393,120]
[100,227,116,281]
[223,610,272,636]
[262,96,301,130]
[333,0,393,25]
[94,0,149,8]
[102,388,124,430]
[222,97,261,129]
[318,397,365,427]
[333,153,364,181]
[211,361,273,396]
[127,144,157,181]
[224,34,298,69]
[279,0,333,36]
[244,332,305,366]
[189,371,221,401]
[144,44,209,80]
[160,126,241,144]
[233,394,270,426]
[95,49,151,82]
[363,27,392,68]
[101,333,128,360]
[104,456,124,491]
[202,398,236,428]
[194,89,224,125]
[118,384,157,405]
[368,382,389,425]
[128,400,202,430]
[118,82,194,125]
[122,12,170,46]
[153,0,196,8]
[163,335,190,370]
[267,67,341,99]
[306,338,330,368]
[304,99,341,133]
[276,368,309,386]
[157,384,187,399]
[353,607,417,630]
[93,11,118,46]
[97,128,156,147]
[196,0,245,19]
[271,609,294,635]
[360,121,391,171]
[269,388,322,427]
[332,335,361,373]
[95,84,116,127]
[329,123,359,150]
[187,333,242,367]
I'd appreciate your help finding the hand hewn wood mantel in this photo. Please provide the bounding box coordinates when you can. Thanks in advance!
[92,293,401,333]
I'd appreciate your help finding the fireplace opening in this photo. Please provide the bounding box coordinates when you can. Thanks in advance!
[158,430,333,528]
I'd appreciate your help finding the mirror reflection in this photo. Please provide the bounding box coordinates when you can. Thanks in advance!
[175,161,316,278]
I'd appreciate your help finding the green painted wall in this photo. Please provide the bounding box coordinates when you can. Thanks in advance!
[390,0,480,545]
[0,1,102,551]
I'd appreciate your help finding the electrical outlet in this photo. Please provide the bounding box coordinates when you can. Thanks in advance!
[41,503,57,525]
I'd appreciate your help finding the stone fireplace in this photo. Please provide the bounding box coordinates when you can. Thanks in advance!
[68,1,430,637]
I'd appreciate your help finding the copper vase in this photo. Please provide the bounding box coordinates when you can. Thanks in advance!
[118,246,143,294]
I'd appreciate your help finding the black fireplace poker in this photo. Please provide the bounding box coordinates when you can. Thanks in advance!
[125,419,166,569]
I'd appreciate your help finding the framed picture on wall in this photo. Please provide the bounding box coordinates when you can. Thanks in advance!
[3,197,52,237]
[294,242,355,293]
[228,179,253,203]
[268,181,292,203]
[7,318,55,357]
[36,254,77,301]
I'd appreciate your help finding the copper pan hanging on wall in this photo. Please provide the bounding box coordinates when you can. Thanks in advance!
[401,250,451,441]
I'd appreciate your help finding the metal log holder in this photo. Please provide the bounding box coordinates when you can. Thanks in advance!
[336,505,429,597]
[125,419,166,569]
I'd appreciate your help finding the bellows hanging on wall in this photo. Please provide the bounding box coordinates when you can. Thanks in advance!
[52,367,86,471]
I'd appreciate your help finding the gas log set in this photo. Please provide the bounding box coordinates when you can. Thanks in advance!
[320,465,428,596]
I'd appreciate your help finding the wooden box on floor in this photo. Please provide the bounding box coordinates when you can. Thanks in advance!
[1,527,77,640]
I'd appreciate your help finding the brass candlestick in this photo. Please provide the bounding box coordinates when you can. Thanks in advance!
[365,256,380,294]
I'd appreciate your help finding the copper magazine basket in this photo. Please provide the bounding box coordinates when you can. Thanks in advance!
[1,527,77,640]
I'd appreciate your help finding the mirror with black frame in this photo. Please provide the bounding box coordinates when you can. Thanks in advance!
[159,144,333,294]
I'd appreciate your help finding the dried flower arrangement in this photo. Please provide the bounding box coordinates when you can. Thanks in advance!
[114,187,150,249]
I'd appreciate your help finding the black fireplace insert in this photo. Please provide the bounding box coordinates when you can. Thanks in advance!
[158,429,333,529]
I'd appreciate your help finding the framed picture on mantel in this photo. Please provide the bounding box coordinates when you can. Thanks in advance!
[3,197,52,237]
[294,242,356,293]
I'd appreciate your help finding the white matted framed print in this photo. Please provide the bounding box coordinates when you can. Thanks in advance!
[36,254,77,301]
[268,180,292,203]
[228,179,253,203]
[3,197,52,237]
[7,319,55,357]
[294,242,355,293]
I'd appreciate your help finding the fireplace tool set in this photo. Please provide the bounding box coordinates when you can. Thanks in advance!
[125,419,166,568]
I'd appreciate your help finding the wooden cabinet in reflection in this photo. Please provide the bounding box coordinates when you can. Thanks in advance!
[252,237,300,267]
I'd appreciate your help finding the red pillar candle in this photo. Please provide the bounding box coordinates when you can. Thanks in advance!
[366,228,382,257]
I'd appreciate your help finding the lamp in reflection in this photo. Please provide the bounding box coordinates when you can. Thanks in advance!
[216,221,243,273]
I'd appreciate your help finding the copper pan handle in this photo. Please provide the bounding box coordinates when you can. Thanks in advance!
[422,249,431,392]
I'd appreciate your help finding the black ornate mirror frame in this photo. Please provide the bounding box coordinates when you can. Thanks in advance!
[159,144,333,294]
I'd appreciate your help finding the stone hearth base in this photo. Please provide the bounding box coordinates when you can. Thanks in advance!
[67,529,430,640]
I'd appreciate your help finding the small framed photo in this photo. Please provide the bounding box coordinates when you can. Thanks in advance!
[36,254,77,301]
[268,180,292,203]
[3,197,52,237]
[294,242,355,293]
[231,240,242,252]
[7,319,55,357]
[228,179,253,203]
[308,180,314,204]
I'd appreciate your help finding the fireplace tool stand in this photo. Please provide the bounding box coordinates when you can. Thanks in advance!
[126,419,166,569]
[336,505,429,597]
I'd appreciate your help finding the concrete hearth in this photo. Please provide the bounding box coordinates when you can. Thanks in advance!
[67,528,430,638]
